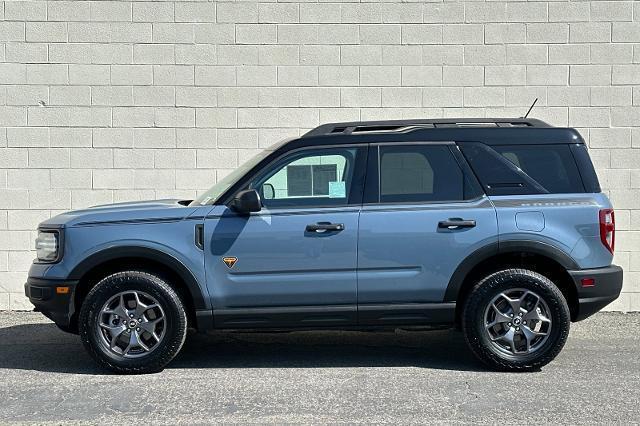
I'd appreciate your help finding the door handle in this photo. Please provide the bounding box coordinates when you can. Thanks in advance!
[195,224,204,249]
[306,222,345,232]
[438,219,476,229]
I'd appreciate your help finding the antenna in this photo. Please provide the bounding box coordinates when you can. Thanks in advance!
[523,98,538,119]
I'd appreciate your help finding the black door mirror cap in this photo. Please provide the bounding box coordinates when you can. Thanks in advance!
[230,189,262,214]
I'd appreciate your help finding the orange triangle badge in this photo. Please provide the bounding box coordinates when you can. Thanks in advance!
[222,257,238,269]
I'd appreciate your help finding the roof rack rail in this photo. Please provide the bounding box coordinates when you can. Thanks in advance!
[302,118,551,138]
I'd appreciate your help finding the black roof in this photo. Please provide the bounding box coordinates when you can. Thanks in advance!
[282,118,584,149]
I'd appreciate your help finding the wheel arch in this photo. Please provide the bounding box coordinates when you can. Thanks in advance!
[69,246,206,329]
[446,241,579,325]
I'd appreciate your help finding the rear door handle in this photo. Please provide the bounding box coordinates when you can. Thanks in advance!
[438,219,476,229]
[306,222,345,232]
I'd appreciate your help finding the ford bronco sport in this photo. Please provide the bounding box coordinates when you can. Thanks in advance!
[26,118,623,374]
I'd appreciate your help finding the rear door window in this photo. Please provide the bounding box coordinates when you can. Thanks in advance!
[378,145,480,203]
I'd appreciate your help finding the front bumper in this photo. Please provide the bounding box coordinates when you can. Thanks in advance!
[568,265,623,321]
[24,277,78,327]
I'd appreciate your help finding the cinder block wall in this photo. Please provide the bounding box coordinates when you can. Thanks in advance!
[0,0,638,311]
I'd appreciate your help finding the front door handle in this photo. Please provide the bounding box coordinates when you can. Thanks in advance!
[195,224,204,249]
[438,218,476,229]
[306,222,345,233]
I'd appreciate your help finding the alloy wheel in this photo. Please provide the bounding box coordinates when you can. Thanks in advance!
[97,291,166,359]
[483,288,552,356]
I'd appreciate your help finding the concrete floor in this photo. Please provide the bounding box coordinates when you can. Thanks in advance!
[0,312,638,424]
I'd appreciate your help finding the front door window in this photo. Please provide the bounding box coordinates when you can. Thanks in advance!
[253,148,360,209]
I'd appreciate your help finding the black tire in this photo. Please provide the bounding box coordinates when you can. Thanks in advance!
[78,271,188,374]
[462,268,570,372]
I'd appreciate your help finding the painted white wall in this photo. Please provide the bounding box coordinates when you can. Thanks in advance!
[0,0,638,311]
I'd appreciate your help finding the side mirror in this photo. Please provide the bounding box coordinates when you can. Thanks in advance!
[230,189,262,214]
[262,183,275,200]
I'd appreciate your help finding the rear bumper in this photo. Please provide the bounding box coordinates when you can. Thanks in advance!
[568,265,623,321]
[24,277,78,327]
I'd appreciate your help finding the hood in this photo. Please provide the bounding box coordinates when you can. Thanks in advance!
[39,199,202,228]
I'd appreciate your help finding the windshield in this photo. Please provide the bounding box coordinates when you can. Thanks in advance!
[190,149,272,206]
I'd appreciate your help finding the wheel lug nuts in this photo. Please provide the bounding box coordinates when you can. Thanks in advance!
[510,314,514,317]
[516,327,520,331]
[136,328,140,332]
[129,314,134,318]
[508,323,512,327]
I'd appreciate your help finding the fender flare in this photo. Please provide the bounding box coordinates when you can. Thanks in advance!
[443,240,579,302]
[68,246,207,310]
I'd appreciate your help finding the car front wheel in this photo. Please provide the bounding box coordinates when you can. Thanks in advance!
[462,268,571,372]
[78,271,188,374]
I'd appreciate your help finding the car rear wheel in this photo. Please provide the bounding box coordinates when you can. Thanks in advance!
[462,268,570,372]
[79,271,187,374]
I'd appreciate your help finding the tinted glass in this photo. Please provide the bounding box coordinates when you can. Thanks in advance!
[459,142,586,195]
[493,145,584,194]
[254,148,358,208]
[458,142,542,195]
[379,145,475,203]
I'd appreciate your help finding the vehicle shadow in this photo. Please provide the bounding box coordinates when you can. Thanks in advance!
[0,322,483,375]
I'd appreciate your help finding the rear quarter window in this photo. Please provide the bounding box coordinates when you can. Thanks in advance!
[492,145,584,194]
[459,142,587,195]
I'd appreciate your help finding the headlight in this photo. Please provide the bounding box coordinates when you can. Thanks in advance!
[35,230,60,262]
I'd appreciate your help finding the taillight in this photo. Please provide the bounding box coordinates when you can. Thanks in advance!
[599,209,615,254]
